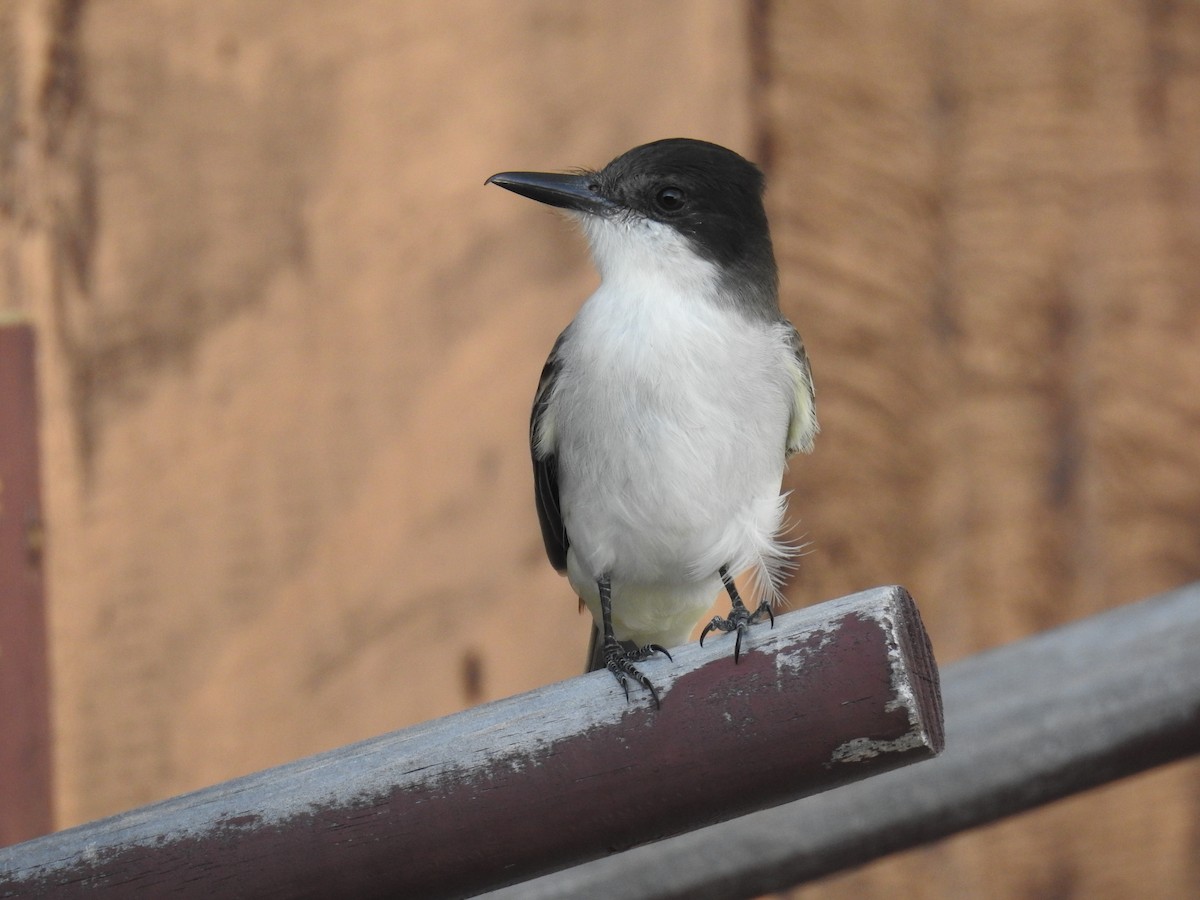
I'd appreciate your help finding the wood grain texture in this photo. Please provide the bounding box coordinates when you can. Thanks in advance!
[4,1,1199,896]
[0,588,942,899]
[767,1,1200,897]
[7,0,756,826]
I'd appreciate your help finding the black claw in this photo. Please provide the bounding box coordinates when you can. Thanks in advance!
[755,599,776,629]
[631,643,672,663]
[701,598,776,664]
[645,682,660,709]
[617,672,630,702]
[604,640,670,709]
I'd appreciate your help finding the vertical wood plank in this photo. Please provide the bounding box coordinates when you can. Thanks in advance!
[0,320,53,846]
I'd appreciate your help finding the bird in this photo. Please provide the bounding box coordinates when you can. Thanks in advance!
[487,138,817,707]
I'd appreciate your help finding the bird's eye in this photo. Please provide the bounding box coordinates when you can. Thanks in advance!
[654,187,686,213]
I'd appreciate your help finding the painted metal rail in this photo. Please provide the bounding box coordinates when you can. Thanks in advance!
[494,580,1200,900]
[0,585,942,899]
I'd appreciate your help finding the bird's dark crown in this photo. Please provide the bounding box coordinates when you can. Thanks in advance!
[586,138,772,269]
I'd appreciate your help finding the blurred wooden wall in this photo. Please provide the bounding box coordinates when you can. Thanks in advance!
[2,0,1198,896]
[771,2,1200,897]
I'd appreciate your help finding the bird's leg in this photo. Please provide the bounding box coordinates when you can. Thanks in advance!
[699,565,775,663]
[597,575,672,708]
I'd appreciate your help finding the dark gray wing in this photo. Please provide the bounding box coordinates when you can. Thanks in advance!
[784,324,819,456]
[531,330,570,573]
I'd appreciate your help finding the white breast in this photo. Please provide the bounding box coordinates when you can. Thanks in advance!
[547,217,795,597]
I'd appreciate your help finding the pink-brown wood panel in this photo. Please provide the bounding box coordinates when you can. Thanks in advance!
[0,321,52,846]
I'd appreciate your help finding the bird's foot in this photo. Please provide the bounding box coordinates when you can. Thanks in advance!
[700,599,775,663]
[604,639,672,709]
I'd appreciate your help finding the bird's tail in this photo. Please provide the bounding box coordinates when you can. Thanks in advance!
[744,540,799,610]
[741,496,810,610]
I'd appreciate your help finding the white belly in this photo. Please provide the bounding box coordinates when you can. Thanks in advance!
[549,280,795,644]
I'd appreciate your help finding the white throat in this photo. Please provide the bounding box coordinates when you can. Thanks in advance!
[576,213,722,308]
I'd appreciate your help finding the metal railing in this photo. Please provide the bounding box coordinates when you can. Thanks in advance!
[494,580,1200,899]
[0,585,944,899]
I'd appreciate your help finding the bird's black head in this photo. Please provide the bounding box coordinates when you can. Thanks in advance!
[589,138,771,269]
[488,138,774,272]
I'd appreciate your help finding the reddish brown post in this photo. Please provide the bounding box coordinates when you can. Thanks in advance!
[0,318,53,846]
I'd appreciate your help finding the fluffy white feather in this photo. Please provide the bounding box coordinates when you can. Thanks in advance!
[541,213,801,647]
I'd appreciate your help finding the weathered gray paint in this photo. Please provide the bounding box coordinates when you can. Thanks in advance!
[0,586,941,899]
[491,581,1200,900]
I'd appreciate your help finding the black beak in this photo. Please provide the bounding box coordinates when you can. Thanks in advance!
[486,171,614,215]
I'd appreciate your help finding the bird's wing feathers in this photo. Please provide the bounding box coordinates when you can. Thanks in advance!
[784,325,819,456]
[531,330,570,572]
